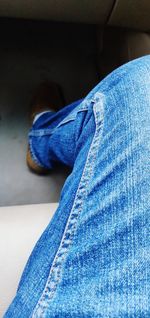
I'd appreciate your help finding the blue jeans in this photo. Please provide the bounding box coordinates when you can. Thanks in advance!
[4,56,150,317]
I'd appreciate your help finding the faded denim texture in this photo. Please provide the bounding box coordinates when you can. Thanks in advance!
[4,56,150,317]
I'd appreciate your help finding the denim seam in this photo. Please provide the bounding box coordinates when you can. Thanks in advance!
[56,106,89,128]
[29,107,89,137]
[29,129,53,137]
[31,93,104,318]
[28,137,46,168]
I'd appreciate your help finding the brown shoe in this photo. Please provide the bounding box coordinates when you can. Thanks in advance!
[30,81,64,123]
[27,81,64,174]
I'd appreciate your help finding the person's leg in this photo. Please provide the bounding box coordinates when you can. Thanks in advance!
[26,80,83,174]
[27,97,84,171]
[4,56,150,318]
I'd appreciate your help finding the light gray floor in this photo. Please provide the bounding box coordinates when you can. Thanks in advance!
[0,19,99,206]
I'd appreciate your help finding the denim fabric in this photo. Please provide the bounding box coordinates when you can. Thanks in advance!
[33,111,55,124]
[4,56,150,318]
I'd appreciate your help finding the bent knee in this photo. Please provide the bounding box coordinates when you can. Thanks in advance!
[119,55,150,89]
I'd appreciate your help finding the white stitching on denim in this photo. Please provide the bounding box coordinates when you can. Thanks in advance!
[29,106,89,137]
[31,93,104,318]
[28,137,45,168]
[56,106,89,128]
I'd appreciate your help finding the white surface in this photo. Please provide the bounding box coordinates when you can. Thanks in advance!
[0,203,58,317]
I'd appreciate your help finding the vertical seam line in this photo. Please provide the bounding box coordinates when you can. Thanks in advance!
[31,94,104,318]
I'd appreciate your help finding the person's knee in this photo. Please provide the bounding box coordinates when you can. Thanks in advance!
[118,55,150,92]
[117,56,150,140]
[97,55,150,140]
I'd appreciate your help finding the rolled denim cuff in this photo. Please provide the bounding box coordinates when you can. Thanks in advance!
[28,136,46,168]
[28,110,56,169]
[33,110,54,124]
